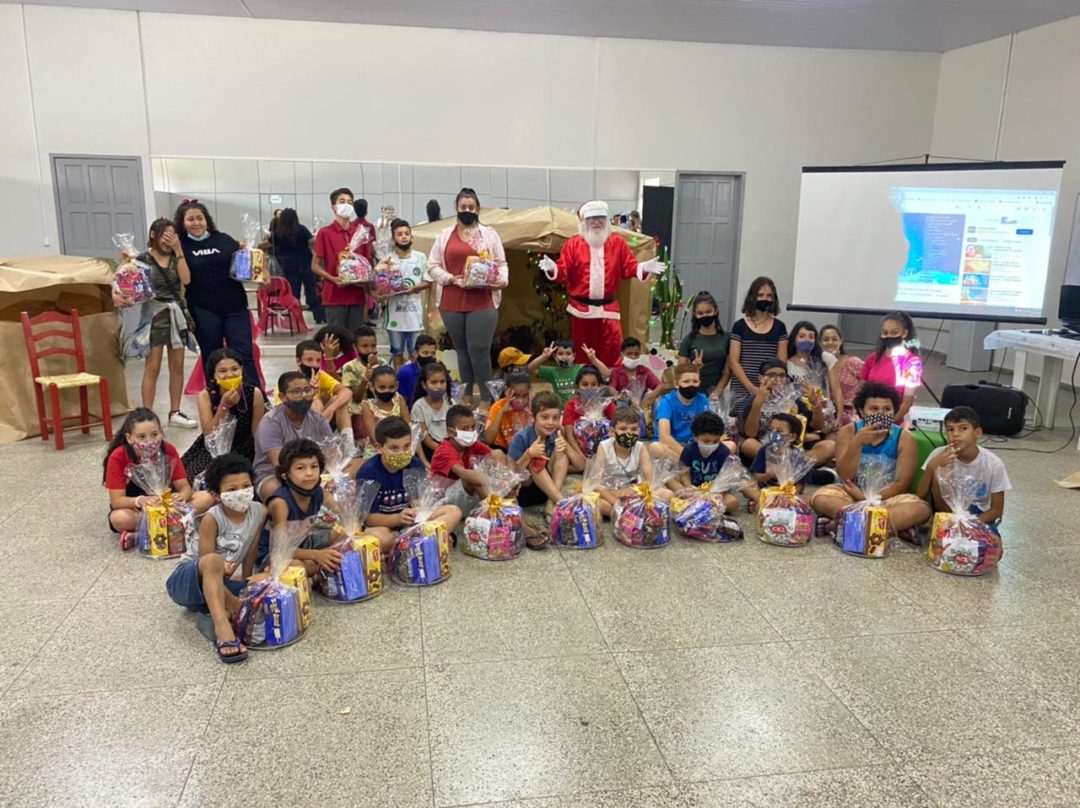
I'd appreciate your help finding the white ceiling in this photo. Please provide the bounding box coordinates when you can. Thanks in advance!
[7,0,1080,52]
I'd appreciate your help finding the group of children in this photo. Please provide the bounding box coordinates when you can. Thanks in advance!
[103,305,1011,664]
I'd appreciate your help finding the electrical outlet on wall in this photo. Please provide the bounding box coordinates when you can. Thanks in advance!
[42,236,50,247]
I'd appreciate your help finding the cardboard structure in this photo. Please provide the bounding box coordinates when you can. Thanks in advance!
[0,256,130,443]
[409,206,658,346]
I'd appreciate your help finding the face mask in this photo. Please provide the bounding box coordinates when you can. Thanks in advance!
[764,429,787,447]
[426,388,446,400]
[219,487,255,513]
[189,231,210,242]
[358,352,374,366]
[285,476,320,497]
[385,451,414,472]
[285,399,313,416]
[396,241,412,252]
[678,385,700,400]
[622,357,641,370]
[510,398,529,411]
[457,211,478,226]
[217,375,243,392]
[614,432,639,449]
[696,440,720,457]
[453,429,478,447]
[795,340,815,354]
[755,299,772,312]
[131,437,162,462]
[556,359,573,369]
[417,356,436,368]
[863,411,895,430]
[579,388,600,402]
[881,336,903,350]
[692,315,716,330]
[334,203,356,221]
[374,389,397,403]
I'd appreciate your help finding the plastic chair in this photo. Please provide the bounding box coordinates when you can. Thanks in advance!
[257,276,309,337]
[21,308,113,450]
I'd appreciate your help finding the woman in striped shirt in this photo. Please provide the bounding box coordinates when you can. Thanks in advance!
[726,276,788,410]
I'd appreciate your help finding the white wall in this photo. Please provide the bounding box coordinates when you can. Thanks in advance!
[0,4,941,310]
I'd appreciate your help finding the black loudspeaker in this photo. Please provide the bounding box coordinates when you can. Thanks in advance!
[940,382,1027,436]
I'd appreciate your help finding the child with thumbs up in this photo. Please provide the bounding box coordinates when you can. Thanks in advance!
[507,391,585,517]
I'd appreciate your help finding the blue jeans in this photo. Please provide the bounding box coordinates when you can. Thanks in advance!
[388,329,420,357]
[189,305,260,389]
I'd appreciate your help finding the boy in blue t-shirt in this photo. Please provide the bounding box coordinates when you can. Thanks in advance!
[654,363,710,462]
[677,412,732,487]
[357,416,462,551]
[396,334,438,408]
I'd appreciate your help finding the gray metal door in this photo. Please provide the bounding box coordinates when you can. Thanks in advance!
[672,173,743,332]
[52,155,146,257]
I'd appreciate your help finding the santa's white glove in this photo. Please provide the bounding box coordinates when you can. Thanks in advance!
[538,255,558,279]
[638,259,665,277]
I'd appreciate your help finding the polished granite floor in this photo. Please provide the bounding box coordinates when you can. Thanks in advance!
[3,328,1080,807]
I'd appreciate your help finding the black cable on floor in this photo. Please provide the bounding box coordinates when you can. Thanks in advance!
[981,350,1080,454]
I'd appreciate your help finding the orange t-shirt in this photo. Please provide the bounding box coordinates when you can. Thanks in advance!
[486,397,531,449]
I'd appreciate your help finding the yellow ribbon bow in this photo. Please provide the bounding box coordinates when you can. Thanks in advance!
[774,480,798,499]
[483,493,510,517]
[634,481,655,509]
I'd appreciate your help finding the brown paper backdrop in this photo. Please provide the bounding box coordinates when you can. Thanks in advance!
[0,256,131,443]
[411,206,657,348]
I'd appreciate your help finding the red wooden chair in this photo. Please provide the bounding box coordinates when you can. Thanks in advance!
[257,276,309,337]
[21,308,113,450]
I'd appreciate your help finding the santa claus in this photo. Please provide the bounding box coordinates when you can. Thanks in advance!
[539,200,663,366]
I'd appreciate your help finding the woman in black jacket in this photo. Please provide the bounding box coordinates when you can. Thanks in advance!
[271,207,324,323]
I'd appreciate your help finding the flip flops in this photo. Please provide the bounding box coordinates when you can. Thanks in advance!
[118,531,136,552]
[214,638,248,664]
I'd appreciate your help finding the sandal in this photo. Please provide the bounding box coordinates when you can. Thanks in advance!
[523,522,550,551]
[214,638,248,664]
[897,527,920,546]
[815,516,835,538]
[118,530,136,552]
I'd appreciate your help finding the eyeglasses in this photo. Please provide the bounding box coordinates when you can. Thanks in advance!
[284,388,315,400]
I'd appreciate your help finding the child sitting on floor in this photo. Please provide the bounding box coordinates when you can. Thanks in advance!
[412,361,451,463]
[165,453,266,664]
[340,325,383,437]
[594,406,666,518]
[562,366,617,468]
[397,334,438,408]
[484,372,533,452]
[359,365,411,444]
[749,413,813,493]
[508,391,585,517]
[652,363,711,463]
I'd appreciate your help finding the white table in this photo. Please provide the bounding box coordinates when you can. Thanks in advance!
[984,330,1080,432]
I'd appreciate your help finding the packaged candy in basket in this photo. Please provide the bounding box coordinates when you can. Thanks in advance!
[928,470,1003,576]
[320,433,360,504]
[462,249,500,288]
[551,454,605,549]
[128,456,195,559]
[462,458,529,560]
[573,392,613,458]
[760,382,807,443]
[193,416,238,491]
[229,214,268,284]
[708,387,740,445]
[374,258,407,297]
[389,470,454,586]
[800,361,836,432]
[834,457,894,558]
[234,520,315,649]
[757,444,816,547]
[672,455,753,542]
[613,459,676,549]
[338,225,375,285]
[111,233,155,304]
[317,479,384,602]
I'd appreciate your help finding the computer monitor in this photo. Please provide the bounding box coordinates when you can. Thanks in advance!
[1060,285,1080,334]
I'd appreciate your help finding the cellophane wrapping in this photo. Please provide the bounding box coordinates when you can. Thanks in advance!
[462,250,499,287]
[374,257,407,297]
[338,226,374,284]
[834,456,895,558]
[233,519,315,649]
[672,455,752,542]
[551,453,605,549]
[317,434,360,530]
[462,458,529,560]
[708,387,740,444]
[229,214,268,283]
[193,415,238,491]
[573,392,612,458]
[317,479,384,602]
[928,469,1003,575]
[112,233,155,303]
[757,444,816,547]
[129,455,195,558]
[613,459,676,549]
[389,470,453,585]
[801,361,836,431]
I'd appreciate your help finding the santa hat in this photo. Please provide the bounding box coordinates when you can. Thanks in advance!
[578,200,609,220]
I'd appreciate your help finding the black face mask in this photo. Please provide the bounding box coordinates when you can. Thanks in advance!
[556,359,573,369]
[285,399,313,416]
[417,356,437,368]
[284,477,320,498]
[755,299,772,313]
[614,432,639,449]
[358,352,373,366]
[692,314,717,330]
[374,389,397,403]
[881,337,904,350]
[457,211,478,226]
[678,385,701,400]
[396,241,412,252]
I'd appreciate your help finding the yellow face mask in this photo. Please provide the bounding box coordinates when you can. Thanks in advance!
[385,450,414,472]
[217,375,243,392]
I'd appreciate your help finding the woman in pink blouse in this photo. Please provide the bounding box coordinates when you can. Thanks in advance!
[859,312,923,423]
[427,188,509,405]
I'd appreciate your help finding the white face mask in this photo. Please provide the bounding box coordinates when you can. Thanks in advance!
[623,357,641,369]
[219,486,255,513]
[454,429,478,447]
[334,203,357,221]
[696,440,720,458]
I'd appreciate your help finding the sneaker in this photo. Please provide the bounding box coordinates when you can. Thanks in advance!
[169,410,198,429]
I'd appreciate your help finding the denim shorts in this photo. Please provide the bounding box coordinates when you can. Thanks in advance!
[387,329,420,357]
[166,560,246,613]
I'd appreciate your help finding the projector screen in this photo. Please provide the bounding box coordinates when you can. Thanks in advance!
[790,161,1065,323]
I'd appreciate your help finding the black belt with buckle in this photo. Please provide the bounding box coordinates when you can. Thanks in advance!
[572,294,616,306]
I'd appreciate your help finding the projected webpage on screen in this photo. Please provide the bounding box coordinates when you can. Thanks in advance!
[891,187,1057,313]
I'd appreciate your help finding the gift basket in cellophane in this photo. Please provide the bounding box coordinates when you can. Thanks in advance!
[462,458,529,560]
[317,479,385,602]
[613,459,676,549]
[551,454,606,549]
[111,232,155,303]
[834,457,895,558]
[927,469,1003,576]
[193,416,238,492]
[233,520,315,650]
[462,249,500,288]
[573,391,613,458]
[672,455,752,543]
[389,470,453,586]
[756,443,816,547]
[128,455,195,559]
[338,225,375,285]
[230,214,269,284]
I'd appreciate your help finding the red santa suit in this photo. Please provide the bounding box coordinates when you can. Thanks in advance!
[546,234,648,366]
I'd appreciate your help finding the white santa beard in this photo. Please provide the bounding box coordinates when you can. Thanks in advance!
[582,221,611,248]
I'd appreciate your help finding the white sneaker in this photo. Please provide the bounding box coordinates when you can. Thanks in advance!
[169,410,198,429]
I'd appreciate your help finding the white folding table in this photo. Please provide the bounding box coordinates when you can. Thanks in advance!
[984,330,1080,439]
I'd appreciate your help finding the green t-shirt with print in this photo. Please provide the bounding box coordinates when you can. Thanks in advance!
[538,363,582,405]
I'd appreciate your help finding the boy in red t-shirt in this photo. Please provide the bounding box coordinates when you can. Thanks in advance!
[312,187,373,332]
[431,405,497,495]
